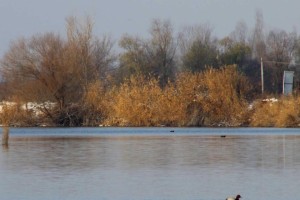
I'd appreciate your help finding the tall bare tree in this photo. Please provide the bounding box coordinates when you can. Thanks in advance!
[118,19,177,87]
[65,16,116,89]
[251,10,266,60]
[179,24,218,72]
[230,20,248,45]
[0,16,115,126]
[149,19,177,86]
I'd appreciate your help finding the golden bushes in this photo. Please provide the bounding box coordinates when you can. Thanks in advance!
[107,76,165,126]
[200,66,251,126]
[105,65,251,127]
[0,102,36,126]
[7,65,300,127]
[171,65,251,126]
[0,103,17,126]
[107,73,202,126]
[82,80,111,126]
[250,97,300,127]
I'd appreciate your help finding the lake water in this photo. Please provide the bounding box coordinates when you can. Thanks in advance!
[1,127,300,200]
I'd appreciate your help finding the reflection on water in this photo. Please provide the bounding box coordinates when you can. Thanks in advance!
[1,144,9,152]
[1,129,300,200]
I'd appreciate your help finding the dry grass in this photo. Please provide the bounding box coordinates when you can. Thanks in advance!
[250,96,300,127]
[105,65,251,127]
[199,66,251,126]
[1,66,261,127]
[81,80,110,126]
[0,102,36,126]
[106,75,167,126]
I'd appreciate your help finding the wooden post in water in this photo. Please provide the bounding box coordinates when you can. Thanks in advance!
[2,126,9,145]
[261,57,264,95]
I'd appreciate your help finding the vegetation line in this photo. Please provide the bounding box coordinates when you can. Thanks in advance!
[1,12,300,127]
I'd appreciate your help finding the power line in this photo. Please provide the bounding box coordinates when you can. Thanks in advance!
[263,60,300,66]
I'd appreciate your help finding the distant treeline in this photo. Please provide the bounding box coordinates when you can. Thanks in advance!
[1,13,300,127]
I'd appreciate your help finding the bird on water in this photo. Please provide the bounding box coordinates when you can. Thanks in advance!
[226,194,241,200]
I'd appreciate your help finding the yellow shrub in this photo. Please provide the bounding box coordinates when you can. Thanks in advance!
[171,72,206,126]
[82,80,110,126]
[0,102,36,126]
[106,66,251,127]
[0,104,17,126]
[250,97,300,127]
[200,66,251,126]
[107,75,163,126]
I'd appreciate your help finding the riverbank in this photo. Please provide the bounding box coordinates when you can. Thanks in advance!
[2,95,300,128]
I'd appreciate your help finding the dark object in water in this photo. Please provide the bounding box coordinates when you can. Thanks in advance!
[2,127,9,145]
[226,194,242,200]
[170,130,175,133]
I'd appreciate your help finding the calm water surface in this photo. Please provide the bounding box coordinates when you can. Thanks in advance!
[1,128,300,200]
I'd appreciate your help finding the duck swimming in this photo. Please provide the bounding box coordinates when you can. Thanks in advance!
[226,194,241,200]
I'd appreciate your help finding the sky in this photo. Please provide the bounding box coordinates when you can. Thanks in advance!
[1,0,300,57]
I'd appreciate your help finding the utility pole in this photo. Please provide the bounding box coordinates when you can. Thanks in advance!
[261,57,264,95]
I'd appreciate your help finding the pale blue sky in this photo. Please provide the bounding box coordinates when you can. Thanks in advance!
[1,0,300,56]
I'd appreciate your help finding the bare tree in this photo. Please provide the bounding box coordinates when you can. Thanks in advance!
[118,19,177,87]
[179,24,218,72]
[265,29,297,93]
[118,35,150,78]
[1,34,68,103]
[149,19,177,86]
[251,10,266,60]
[65,16,116,90]
[0,16,116,126]
[230,20,248,44]
[178,23,215,56]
